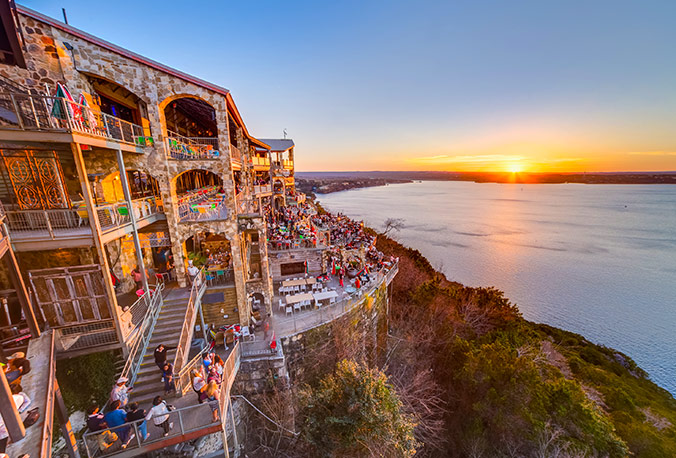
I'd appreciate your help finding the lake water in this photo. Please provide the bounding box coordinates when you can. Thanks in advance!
[318,181,676,395]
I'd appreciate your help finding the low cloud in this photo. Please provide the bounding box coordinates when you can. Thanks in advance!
[627,151,676,156]
[410,154,527,163]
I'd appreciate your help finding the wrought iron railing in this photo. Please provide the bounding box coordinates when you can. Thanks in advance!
[0,93,151,147]
[172,268,206,375]
[166,131,220,160]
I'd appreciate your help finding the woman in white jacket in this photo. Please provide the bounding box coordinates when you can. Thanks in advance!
[145,396,173,437]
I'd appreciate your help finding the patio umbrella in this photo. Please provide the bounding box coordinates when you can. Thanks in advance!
[78,94,97,128]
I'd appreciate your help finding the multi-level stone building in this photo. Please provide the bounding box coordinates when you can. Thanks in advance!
[0,3,397,457]
[0,3,293,352]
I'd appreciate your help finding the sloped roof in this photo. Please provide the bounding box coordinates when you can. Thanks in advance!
[256,138,294,152]
[17,4,230,96]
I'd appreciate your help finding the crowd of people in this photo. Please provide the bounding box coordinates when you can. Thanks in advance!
[265,203,321,250]
[84,342,230,453]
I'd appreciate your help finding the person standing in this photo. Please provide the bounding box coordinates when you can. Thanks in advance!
[153,344,175,375]
[126,402,149,442]
[187,260,199,284]
[104,401,134,448]
[130,266,144,291]
[161,363,175,395]
[110,377,133,407]
[145,396,173,437]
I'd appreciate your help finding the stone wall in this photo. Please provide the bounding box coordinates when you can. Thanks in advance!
[233,280,391,397]
[268,248,324,279]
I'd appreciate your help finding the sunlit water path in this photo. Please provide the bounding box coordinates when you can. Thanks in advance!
[319,181,676,395]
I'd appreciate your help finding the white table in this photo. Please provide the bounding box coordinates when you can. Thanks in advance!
[313,290,339,301]
[285,293,314,305]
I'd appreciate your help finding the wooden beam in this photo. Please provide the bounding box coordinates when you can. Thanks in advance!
[71,143,126,353]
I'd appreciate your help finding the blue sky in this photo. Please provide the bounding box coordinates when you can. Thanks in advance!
[25,0,676,172]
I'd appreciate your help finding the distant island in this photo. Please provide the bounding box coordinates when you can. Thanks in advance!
[296,171,676,194]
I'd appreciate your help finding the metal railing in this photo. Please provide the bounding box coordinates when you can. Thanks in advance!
[118,283,165,387]
[166,131,220,160]
[97,196,163,230]
[272,260,399,337]
[0,93,150,146]
[41,332,56,458]
[5,208,89,238]
[174,345,210,396]
[4,196,162,239]
[172,269,206,375]
[53,320,118,353]
[229,144,242,163]
[119,288,154,342]
[82,401,223,458]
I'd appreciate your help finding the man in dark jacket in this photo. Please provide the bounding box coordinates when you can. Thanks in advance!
[153,344,176,374]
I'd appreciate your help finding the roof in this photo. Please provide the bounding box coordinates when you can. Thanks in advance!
[256,138,295,152]
[16,4,230,96]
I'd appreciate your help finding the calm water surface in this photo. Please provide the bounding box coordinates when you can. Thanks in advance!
[318,181,676,395]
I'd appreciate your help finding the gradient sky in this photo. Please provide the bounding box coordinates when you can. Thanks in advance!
[26,0,676,172]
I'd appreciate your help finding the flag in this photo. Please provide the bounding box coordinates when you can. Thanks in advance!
[52,82,79,120]
[331,259,336,275]
[78,94,97,129]
[355,277,361,289]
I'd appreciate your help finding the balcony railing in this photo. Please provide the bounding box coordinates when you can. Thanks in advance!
[4,196,162,240]
[166,131,221,160]
[96,196,163,230]
[230,144,242,163]
[253,184,272,195]
[0,93,151,147]
[173,268,206,375]
[283,159,294,169]
[5,208,89,239]
[252,156,270,167]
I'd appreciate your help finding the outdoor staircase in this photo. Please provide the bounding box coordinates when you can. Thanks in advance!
[129,295,188,406]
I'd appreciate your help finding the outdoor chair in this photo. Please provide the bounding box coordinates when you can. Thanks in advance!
[293,303,302,313]
[279,299,285,311]
[285,306,293,316]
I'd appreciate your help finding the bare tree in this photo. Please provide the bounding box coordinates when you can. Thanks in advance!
[382,218,405,237]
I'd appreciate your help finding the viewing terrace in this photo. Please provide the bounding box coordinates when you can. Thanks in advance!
[0,93,151,152]
[4,195,165,249]
[177,185,228,222]
[166,130,221,160]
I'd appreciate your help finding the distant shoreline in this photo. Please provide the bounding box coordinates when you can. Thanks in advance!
[296,171,676,191]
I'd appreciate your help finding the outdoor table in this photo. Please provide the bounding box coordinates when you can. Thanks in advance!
[282,279,307,287]
[305,277,316,285]
[285,293,313,305]
[345,286,357,294]
[313,290,338,301]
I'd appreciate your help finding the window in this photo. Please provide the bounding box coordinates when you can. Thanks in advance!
[280,262,305,276]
